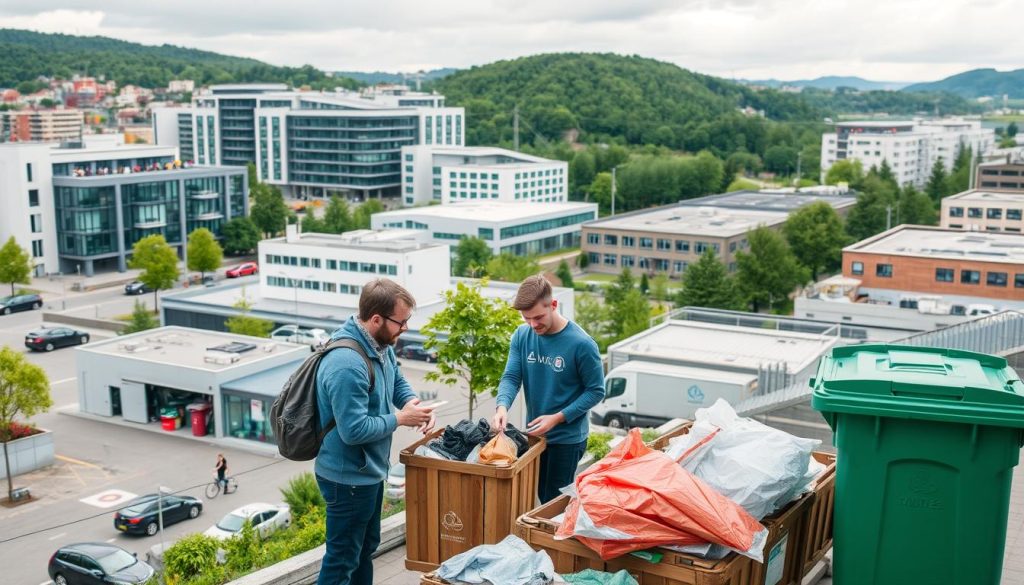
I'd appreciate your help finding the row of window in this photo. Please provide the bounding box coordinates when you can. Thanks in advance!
[499,212,595,239]
[585,253,737,273]
[264,254,398,275]
[948,207,1023,220]
[586,233,738,254]
[514,169,562,179]
[947,224,1021,233]
[266,276,363,295]
[852,261,1024,287]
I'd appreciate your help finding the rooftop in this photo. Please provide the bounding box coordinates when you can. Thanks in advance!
[585,205,788,237]
[945,190,1024,204]
[609,320,838,373]
[77,326,308,372]
[264,229,442,253]
[374,201,597,223]
[679,189,856,212]
[847,225,1024,265]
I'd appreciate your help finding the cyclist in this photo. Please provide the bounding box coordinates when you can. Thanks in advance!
[214,453,229,492]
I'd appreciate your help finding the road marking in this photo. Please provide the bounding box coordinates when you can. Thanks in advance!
[106,538,117,543]
[51,377,77,385]
[47,532,67,540]
[80,489,137,509]
[55,454,101,469]
[39,580,53,585]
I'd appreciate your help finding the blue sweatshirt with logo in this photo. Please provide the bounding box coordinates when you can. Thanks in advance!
[496,321,606,445]
[314,317,417,486]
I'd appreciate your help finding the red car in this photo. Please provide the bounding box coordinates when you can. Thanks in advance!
[226,262,258,278]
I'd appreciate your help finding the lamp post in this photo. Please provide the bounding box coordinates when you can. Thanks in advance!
[610,165,618,216]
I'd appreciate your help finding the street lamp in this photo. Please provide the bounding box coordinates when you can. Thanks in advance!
[611,166,618,216]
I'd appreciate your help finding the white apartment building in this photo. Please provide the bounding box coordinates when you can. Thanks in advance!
[821,119,995,187]
[371,201,597,256]
[941,190,1024,233]
[258,226,450,308]
[399,145,569,206]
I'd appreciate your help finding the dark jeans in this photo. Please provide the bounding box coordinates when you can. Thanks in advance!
[316,475,383,585]
[538,439,588,504]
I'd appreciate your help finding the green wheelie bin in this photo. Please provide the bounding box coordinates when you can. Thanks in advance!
[810,344,1024,585]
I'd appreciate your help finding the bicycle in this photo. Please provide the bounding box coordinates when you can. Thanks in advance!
[206,476,237,499]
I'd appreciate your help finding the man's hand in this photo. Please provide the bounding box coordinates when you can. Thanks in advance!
[526,412,566,437]
[491,406,508,433]
[416,411,436,435]
[396,398,435,429]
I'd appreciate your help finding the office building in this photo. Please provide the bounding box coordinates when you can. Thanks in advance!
[941,190,1024,233]
[152,84,464,201]
[1,108,84,142]
[371,201,597,256]
[821,119,995,187]
[976,158,1024,192]
[399,145,568,206]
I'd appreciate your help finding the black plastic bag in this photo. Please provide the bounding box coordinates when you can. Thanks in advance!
[428,418,492,461]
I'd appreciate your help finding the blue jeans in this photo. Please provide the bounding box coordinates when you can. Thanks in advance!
[316,475,383,585]
[538,439,588,504]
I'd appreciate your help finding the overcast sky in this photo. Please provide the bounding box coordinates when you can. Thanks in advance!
[0,1,1019,82]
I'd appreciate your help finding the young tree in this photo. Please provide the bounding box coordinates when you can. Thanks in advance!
[421,280,521,419]
[609,288,651,340]
[604,268,636,306]
[128,234,180,312]
[323,196,352,234]
[453,237,493,277]
[225,297,274,338]
[782,201,848,280]
[121,300,159,334]
[555,260,574,288]
[877,159,897,186]
[735,227,809,313]
[301,213,327,234]
[0,237,32,296]
[0,346,51,500]
[587,172,613,214]
[925,159,949,204]
[825,159,864,187]
[577,252,590,269]
[676,250,743,310]
[639,273,650,295]
[845,175,899,241]
[574,292,612,351]
[250,183,290,237]
[186,228,223,282]
[222,217,261,255]
[352,199,385,230]
[1008,121,1019,138]
[897,184,938,226]
[649,273,670,302]
[485,254,540,283]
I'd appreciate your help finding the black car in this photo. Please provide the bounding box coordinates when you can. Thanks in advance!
[48,542,155,585]
[0,293,42,315]
[400,344,437,362]
[25,327,90,352]
[114,494,203,536]
[124,281,151,295]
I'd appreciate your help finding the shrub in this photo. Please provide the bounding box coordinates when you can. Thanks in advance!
[0,421,41,441]
[280,472,325,520]
[641,428,660,443]
[223,520,261,574]
[586,432,613,460]
[163,533,220,581]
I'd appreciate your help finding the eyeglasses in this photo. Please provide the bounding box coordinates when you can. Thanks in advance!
[384,315,411,329]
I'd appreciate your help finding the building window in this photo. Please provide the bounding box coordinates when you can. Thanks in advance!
[657,239,671,251]
[968,208,982,218]
[604,234,618,246]
[935,268,954,282]
[603,254,616,266]
[639,237,653,249]
[28,189,39,207]
[588,252,600,265]
[622,236,635,247]
[851,261,864,275]
[638,257,649,269]
[1008,209,1022,221]
[695,241,708,254]
[1016,274,1024,288]
[30,214,42,233]
[675,240,689,252]
[26,163,33,182]
[31,239,43,257]
[876,264,893,278]
[987,208,1003,220]
[587,233,600,245]
[961,270,980,285]
[987,272,1008,287]
[948,206,963,218]
[621,255,634,267]
[327,259,337,270]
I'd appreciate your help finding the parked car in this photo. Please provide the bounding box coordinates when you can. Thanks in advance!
[25,327,90,352]
[48,542,155,585]
[270,325,330,347]
[226,262,258,278]
[385,463,406,500]
[0,293,42,315]
[400,344,437,363]
[203,503,291,540]
[114,494,203,536]
[124,281,151,295]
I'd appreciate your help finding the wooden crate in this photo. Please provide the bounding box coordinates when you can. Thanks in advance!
[798,451,836,575]
[421,573,447,585]
[400,428,546,572]
[515,491,813,585]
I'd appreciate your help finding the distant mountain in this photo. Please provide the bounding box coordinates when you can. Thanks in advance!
[331,68,458,86]
[743,76,911,91]
[902,68,1024,98]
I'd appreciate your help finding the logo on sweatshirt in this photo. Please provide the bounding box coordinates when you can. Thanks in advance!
[528,351,565,373]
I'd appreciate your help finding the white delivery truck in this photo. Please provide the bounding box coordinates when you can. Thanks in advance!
[590,360,759,429]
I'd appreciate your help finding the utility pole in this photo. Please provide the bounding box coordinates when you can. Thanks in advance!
[886,205,892,230]
[513,105,519,152]
[795,151,803,186]
[611,166,617,216]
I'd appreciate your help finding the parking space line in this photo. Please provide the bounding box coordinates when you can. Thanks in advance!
[55,454,101,469]
[39,580,53,585]
[47,532,66,540]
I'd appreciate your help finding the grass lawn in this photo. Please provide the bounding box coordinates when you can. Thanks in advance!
[539,247,580,261]
[112,309,158,322]
[578,273,618,283]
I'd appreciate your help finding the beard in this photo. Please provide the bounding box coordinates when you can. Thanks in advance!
[373,327,400,347]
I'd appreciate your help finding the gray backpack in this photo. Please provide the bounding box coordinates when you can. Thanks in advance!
[270,338,375,461]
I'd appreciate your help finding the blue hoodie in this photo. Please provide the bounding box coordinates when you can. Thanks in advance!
[314,316,416,486]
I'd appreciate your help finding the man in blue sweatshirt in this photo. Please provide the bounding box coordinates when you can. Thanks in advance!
[492,275,605,503]
[315,278,436,585]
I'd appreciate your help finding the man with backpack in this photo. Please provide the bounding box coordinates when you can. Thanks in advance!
[314,278,436,585]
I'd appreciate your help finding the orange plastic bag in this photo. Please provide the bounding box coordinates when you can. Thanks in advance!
[478,432,518,465]
[555,429,766,561]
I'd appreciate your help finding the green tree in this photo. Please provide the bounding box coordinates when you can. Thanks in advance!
[639,273,650,295]
[246,162,258,190]
[0,346,51,499]
[222,217,261,255]
[128,234,180,311]
[301,213,326,233]
[186,228,223,282]
[609,288,650,340]
[925,159,948,204]
[575,293,612,351]
[121,300,159,334]
[825,159,864,186]
[605,268,636,306]
[947,146,973,195]
[0,237,32,296]
[587,172,613,214]
[1008,121,1019,138]
[735,227,809,313]
[352,199,385,230]
[897,184,938,226]
[845,175,899,241]
[676,250,743,310]
[453,237,494,277]
[649,273,670,302]
[555,260,574,288]
[577,251,590,269]
[280,471,325,520]
[250,183,290,237]
[421,280,522,419]
[782,201,848,280]
[323,196,352,234]
[485,254,540,283]
[225,296,273,338]
[877,159,896,186]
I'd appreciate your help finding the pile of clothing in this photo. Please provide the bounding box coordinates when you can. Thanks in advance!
[415,418,531,466]
[555,399,824,562]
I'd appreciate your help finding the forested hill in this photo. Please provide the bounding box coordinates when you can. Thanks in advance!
[0,28,359,90]
[435,53,823,150]
[902,68,1024,99]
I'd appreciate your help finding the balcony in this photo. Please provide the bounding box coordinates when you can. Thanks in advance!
[134,220,167,229]
[195,212,224,221]
[188,190,221,200]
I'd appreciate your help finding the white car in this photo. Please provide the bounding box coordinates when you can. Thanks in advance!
[203,503,291,540]
[270,325,330,347]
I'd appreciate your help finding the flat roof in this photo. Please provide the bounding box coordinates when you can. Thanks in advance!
[221,359,307,397]
[77,326,308,372]
[264,229,444,253]
[609,320,837,373]
[374,201,597,223]
[679,190,856,212]
[610,360,758,384]
[847,226,1024,265]
[52,166,243,184]
[945,190,1024,204]
[837,121,915,127]
[585,206,788,237]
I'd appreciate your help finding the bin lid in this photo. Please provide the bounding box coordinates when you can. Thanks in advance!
[810,344,1024,427]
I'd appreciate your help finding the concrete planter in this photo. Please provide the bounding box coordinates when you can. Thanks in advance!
[0,428,55,480]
